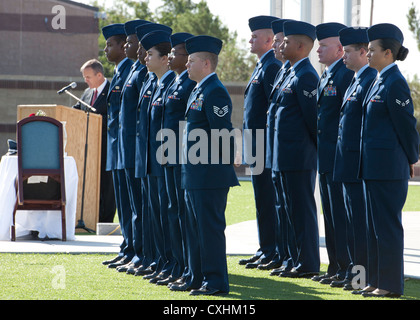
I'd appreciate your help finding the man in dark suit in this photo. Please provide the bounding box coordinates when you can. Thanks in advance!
[270,20,320,278]
[173,35,239,296]
[331,27,377,289]
[72,59,116,224]
[100,23,134,268]
[240,15,282,269]
[313,22,354,284]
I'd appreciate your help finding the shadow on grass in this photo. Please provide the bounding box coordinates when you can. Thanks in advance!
[227,273,334,300]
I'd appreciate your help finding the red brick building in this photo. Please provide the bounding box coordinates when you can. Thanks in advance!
[0,0,100,155]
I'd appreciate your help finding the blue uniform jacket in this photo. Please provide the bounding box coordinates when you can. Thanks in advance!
[243,50,282,165]
[147,70,176,176]
[135,72,157,179]
[333,66,377,183]
[118,60,148,170]
[106,58,134,171]
[181,73,239,190]
[359,64,419,180]
[161,70,196,167]
[266,60,290,169]
[272,57,319,172]
[317,59,354,174]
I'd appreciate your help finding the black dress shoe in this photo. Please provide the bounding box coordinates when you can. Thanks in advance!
[352,289,374,295]
[135,266,154,276]
[311,273,332,282]
[238,255,261,265]
[189,286,227,296]
[149,272,168,284]
[245,258,268,269]
[330,279,351,288]
[257,260,283,271]
[107,257,131,269]
[116,262,134,273]
[102,255,123,265]
[319,275,342,285]
[156,276,178,286]
[280,268,318,279]
[362,291,401,298]
[170,283,195,292]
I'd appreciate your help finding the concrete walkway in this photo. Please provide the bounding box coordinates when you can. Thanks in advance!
[0,212,419,279]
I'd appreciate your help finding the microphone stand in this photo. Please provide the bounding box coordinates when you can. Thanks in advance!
[64,89,96,234]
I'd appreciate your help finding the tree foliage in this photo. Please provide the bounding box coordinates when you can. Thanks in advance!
[90,0,254,82]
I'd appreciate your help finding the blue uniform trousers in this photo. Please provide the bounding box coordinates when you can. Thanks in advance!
[342,182,367,278]
[124,168,143,265]
[148,175,174,275]
[251,167,277,262]
[164,165,187,278]
[279,170,319,273]
[112,169,134,260]
[319,172,351,278]
[185,188,230,293]
[140,177,154,268]
[271,170,292,267]
[363,179,407,295]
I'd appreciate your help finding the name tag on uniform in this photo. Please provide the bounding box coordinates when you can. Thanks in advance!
[370,95,384,103]
[324,85,337,96]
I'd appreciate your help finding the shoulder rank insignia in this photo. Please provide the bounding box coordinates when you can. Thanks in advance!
[396,99,410,107]
[303,89,317,98]
[213,105,229,117]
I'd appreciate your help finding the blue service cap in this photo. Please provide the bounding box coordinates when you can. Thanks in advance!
[136,23,172,43]
[141,30,171,51]
[316,22,347,40]
[124,20,150,36]
[249,15,279,31]
[271,19,292,34]
[185,35,223,55]
[283,20,316,41]
[339,27,369,46]
[102,23,126,40]
[368,23,404,44]
[170,32,194,48]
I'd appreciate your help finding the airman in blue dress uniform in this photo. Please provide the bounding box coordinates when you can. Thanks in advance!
[241,15,282,269]
[356,24,419,298]
[265,18,293,274]
[176,35,239,296]
[133,23,173,277]
[101,23,134,268]
[331,27,377,289]
[114,19,150,274]
[141,30,177,284]
[314,22,354,284]
[270,20,320,278]
[160,32,196,287]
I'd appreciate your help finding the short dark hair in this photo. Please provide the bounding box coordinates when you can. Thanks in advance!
[113,34,127,44]
[153,42,172,57]
[80,59,104,74]
[350,43,369,51]
[378,38,409,61]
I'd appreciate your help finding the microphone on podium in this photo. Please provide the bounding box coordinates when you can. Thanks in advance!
[57,82,77,95]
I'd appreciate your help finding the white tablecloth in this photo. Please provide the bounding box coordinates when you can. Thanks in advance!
[0,155,78,240]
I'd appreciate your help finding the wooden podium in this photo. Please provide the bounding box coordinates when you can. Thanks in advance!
[17,104,102,232]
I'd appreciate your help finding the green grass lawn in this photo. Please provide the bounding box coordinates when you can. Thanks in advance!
[0,253,419,300]
[2,181,419,301]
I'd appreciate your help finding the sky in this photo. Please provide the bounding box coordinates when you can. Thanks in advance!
[75,0,420,78]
